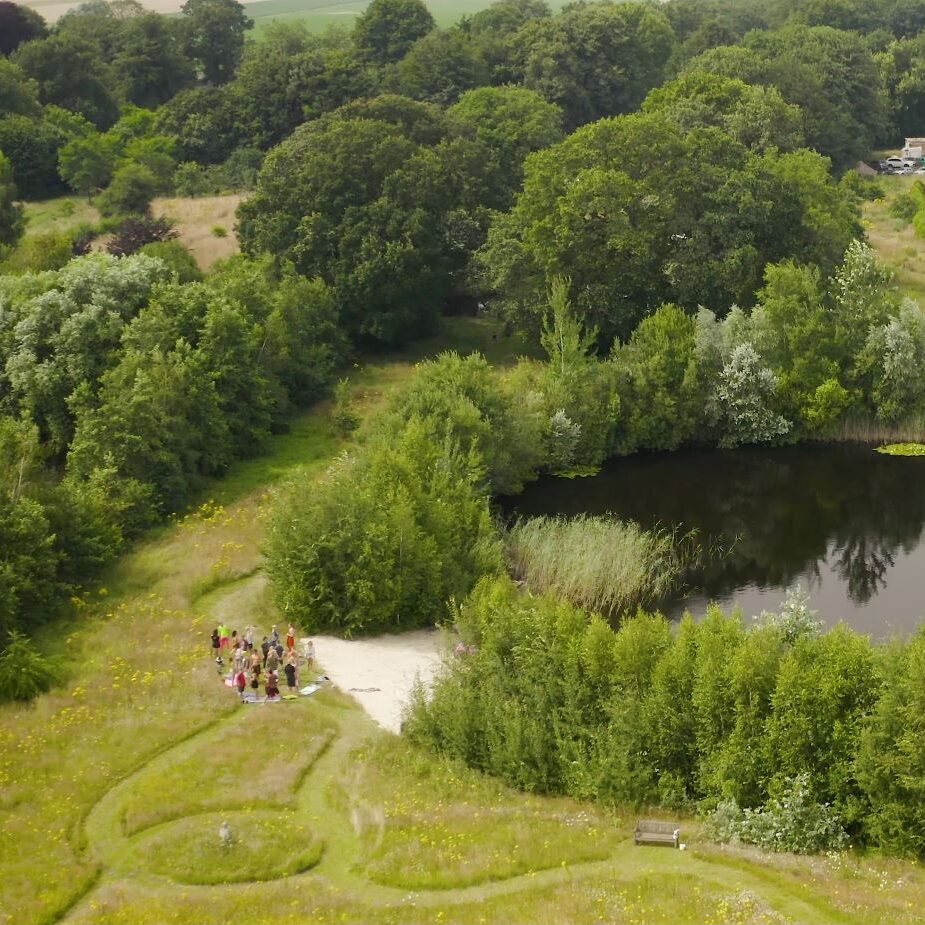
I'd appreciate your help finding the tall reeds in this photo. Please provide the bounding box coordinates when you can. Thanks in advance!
[831,413,925,445]
[504,514,698,615]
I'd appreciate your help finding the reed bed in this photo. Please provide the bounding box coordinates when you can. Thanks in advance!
[831,414,925,445]
[505,514,697,615]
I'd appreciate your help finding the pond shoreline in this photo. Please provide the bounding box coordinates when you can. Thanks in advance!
[501,441,925,637]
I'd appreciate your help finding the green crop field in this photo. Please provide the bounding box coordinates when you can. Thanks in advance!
[22,0,563,30]
[244,0,501,32]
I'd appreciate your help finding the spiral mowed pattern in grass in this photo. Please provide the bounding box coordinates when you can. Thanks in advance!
[143,810,323,884]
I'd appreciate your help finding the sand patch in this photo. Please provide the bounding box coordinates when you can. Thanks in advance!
[312,630,445,734]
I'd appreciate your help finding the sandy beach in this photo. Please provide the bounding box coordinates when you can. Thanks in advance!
[310,629,445,733]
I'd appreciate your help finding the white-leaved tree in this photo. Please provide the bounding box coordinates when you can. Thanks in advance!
[861,298,925,423]
[712,342,791,448]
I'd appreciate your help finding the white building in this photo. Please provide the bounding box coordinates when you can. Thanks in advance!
[902,137,925,158]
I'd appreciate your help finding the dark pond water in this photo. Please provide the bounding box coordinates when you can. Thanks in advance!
[504,445,925,637]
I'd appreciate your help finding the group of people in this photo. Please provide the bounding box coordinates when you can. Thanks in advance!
[210,622,316,703]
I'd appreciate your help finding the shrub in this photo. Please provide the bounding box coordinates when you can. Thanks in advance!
[137,240,201,283]
[0,230,76,274]
[266,421,502,635]
[840,171,883,203]
[211,225,228,238]
[707,774,849,854]
[331,378,359,435]
[889,191,920,223]
[0,630,57,702]
[97,163,160,218]
[753,585,823,643]
[107,216,177,257]
[386,352,543,495]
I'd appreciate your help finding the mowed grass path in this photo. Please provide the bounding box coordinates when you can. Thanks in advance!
[2,317,925,925]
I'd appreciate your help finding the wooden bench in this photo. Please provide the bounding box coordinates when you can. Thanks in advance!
[634,819,681,847]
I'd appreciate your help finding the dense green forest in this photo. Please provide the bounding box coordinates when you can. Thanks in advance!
[0,0,922,666]
[6,0,925,864]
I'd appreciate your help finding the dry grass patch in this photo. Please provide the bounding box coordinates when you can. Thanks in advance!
[152,194,244,270]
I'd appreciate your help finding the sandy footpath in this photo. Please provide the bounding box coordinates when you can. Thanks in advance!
[310,629,445,734]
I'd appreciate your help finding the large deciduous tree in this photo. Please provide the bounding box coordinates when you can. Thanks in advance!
[0,2,46,57]
[685,24,889,166]
[395,28,488,106]
[477,111,859,342]
[509,1,676,129]
[353,0,435,66]
[13,33,120,128]
[181,0,252,85]
[0,113,65,198]
[112,14,195,107]
[642,70,804,153]
[0,58,40,116]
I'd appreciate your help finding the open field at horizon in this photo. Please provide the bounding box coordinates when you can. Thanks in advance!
[19,0,548,28]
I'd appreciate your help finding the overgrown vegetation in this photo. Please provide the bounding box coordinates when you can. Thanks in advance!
[267,241,925,639]
[0,253,347,669]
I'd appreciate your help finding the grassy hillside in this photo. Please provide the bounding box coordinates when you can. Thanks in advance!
[863,175,925,302]
[3,317,925,925]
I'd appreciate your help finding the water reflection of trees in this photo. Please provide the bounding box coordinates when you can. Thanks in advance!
[831,536,895,603]
[508,445,925,608]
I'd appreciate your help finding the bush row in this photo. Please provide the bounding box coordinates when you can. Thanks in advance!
[405,576,925,859]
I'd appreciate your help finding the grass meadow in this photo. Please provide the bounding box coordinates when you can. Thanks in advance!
[863,174,925,303]
[21,196,100,236]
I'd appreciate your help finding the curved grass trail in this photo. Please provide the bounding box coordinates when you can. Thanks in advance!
[67,664,857,925]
